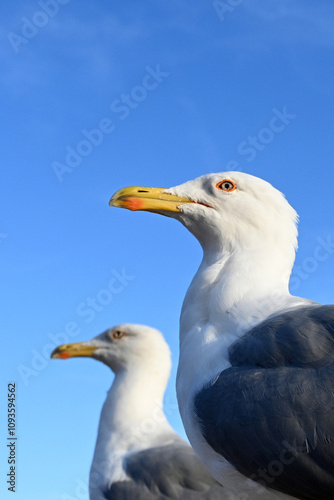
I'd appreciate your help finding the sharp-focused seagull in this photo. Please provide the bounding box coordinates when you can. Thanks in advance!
[51,323,227,499]
[109,172,334,500]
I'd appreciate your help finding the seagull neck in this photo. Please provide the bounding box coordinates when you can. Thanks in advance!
[180,244,292,342]
[90,366,173,491]
[90,366,175,492]
[99,368,170,444]
[177,244,294,426]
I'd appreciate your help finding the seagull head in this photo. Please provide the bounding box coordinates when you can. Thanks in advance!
[109,172,298,259]
[51,323,171,376]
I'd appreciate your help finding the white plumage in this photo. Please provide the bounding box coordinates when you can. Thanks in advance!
[110,172,334,500]
[51,323,226,499]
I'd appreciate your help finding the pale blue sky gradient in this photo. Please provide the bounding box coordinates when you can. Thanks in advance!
[1,1,334,499]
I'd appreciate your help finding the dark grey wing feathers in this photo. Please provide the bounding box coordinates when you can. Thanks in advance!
[229,305,334,368]
[195,305,334,500]
[104,442,225,499]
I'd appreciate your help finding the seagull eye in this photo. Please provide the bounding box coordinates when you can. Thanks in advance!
[216,180,236,192]
[112,330,125,340]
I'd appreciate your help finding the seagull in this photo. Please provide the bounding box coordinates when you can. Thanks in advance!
[109,172,334,500]
[51,323,228,499]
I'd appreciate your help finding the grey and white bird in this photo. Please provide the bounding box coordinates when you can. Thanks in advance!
[109,172,334,500]
[51,323,228,500]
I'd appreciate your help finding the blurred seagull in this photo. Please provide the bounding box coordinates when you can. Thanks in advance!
[109,172,334,500]
[51,323,228,499]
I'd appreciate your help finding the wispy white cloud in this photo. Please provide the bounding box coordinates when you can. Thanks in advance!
[0,2,208,98]
[2,1,333,99]
[242,1,334,49]
[0,9,149,94]
[49,12,147,46]
[206,0,334,65]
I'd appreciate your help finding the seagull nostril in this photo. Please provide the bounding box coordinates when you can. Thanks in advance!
[137,190,149,193]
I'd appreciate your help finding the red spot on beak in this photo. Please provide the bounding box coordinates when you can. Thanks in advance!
[124,198,145,211]
[59,352,70,359]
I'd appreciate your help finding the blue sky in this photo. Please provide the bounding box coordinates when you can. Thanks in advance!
[1,1,334,499]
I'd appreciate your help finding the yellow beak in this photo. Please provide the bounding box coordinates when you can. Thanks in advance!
[109,186,193,213]
[50,342,98,360]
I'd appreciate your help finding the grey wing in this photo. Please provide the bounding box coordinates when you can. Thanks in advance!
[104,442,227,499]
[195,305,334,500]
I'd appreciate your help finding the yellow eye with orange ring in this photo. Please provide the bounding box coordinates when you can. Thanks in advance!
[216,180,236,192]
